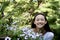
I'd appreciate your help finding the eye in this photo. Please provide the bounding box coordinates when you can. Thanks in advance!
[41,19,45,21]
[36,19,40,21]
[36,18,45,21]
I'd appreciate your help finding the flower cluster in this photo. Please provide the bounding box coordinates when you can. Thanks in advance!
[20,27,43,40]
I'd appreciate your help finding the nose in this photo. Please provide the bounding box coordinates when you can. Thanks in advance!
[38,20,42,22]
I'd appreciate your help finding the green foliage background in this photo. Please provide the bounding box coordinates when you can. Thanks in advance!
[0,0,60,40]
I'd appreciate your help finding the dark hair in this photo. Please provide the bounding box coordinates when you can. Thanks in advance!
[31,12,52,32]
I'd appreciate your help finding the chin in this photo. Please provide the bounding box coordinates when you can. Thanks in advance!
[37,26,43,29]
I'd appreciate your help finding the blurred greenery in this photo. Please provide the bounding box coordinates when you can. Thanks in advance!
[0,0,60,40]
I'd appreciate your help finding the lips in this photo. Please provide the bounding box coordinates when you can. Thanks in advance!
[36,23,44,28]
[37,23,43,26]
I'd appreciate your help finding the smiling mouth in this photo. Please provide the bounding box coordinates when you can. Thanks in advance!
[37,23,43,25]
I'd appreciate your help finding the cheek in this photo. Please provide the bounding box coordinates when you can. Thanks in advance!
[44,21,47,24]
[34,21,38,24]
[42,22,46,25]
[43,21,46,24]
[41,21,47,24]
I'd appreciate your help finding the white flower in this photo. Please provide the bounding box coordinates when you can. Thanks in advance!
[25,35,28,39]
[27,32,36,39]
[24,31,28,34]
[22,27,29,32]
[5,36,11,40]
[36,33,40,37]
[39,33,42,36]
[31,35,36,39]
[20,34,25,36]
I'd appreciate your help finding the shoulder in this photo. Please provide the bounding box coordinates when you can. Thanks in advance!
[44,32,54,39]
[46,32,54,37]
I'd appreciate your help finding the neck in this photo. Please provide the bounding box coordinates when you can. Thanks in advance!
[33,27,46,35]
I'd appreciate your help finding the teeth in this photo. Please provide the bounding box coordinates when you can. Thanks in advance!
[38,24,43,26]
[38,24,42,25]
[39,24,41,25]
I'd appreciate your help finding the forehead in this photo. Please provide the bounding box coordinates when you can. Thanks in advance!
[35,15,45,19]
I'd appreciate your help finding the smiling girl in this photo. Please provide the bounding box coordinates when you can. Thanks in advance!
[20,12,54,40]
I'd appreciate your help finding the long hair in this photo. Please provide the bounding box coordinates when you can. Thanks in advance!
[31,12,52,32]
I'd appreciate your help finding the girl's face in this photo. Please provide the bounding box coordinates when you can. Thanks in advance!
[34,15,47,29]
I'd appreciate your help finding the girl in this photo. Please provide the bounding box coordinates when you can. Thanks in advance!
[21,12,54,40]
